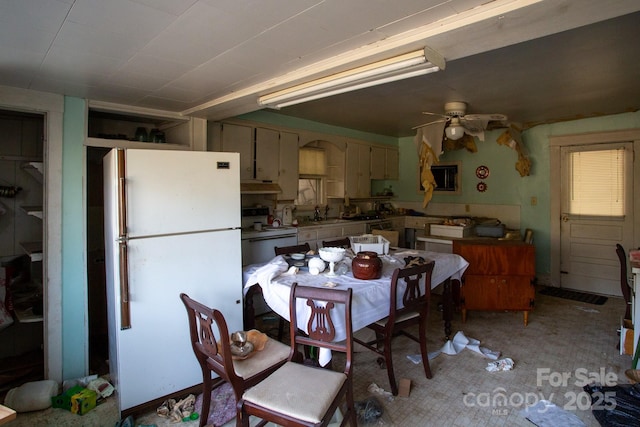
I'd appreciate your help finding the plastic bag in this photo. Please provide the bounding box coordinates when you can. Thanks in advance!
[4,380,59,412]
[584,383,640,426]
[355,396,391,425]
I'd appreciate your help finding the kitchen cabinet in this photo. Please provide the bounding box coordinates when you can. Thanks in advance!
[345,141,371,198]
[370,145,399,180]
[324,142,346,199]
[221,123,254,181]
[278,131,299,200]
[297,222,367,251]
[255,127,280,182]
[87,102,206,151]
[453,240,535,326]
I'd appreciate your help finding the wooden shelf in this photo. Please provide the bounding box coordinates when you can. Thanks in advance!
[13,307,43,323]
[19,241,43,262]
[21,205,43,219]
[85,137,186,150]
[22,161,43,183]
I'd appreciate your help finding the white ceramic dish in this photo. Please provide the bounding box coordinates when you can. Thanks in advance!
[291,253,305,260]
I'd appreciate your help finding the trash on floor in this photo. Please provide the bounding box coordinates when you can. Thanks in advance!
[193,382,236,427]
[584,383,640,426]
[486,358,514,372]
[574,306,600,313]
[355,396,386,425]
[156,394,196,423]
[520,399,585,426]
[4,379,58,413]
[367,383,394,401]
[428,331,500,360]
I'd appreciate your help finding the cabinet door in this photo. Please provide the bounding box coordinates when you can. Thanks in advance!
[278,131,299,200]
[345,142,371,198]
[255,128,279,182]
[462,275,534,310]
[385,147,399,180]
[370,146,386,180]
[221,123,253,181]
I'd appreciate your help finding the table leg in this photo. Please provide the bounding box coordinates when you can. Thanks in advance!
[442,278,455,340]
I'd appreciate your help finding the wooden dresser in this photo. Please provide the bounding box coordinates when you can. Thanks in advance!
[453,240,535,325]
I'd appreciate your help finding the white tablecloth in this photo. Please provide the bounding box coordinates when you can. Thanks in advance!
[243,249,469,354]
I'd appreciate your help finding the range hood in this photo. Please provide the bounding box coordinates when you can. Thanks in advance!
[240,182,282,194]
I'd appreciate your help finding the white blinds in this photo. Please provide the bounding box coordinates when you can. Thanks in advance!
[569,147,625,216]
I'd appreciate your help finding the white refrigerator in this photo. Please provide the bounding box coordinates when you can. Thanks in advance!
[103,148,243,413]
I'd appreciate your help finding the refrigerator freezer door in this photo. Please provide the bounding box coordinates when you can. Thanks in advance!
[106,228,243,411]
[124,150,240,237]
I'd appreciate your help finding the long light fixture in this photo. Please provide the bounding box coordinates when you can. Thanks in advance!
[258,48,444,109]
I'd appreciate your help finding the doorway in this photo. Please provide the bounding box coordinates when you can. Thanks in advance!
[86,147,110,375]
[550,129,640,295]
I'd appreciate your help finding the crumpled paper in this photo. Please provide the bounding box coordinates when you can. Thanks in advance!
[486,358,514,372]
[428,331,500,360]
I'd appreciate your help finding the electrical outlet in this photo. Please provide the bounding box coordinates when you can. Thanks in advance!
[531,196,537,206]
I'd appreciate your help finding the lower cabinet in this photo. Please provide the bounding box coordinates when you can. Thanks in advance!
[453,240,535,325]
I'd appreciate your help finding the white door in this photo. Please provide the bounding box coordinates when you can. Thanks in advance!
[560,142,634,295]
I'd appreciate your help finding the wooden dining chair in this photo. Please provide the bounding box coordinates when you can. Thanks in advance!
[616,244,632,320]
[274,242,311,256]
[354,261,435,396]
[238,283,357,427]
[180,293,290,427]
[322,237,351,248]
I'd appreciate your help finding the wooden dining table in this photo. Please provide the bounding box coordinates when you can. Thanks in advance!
[243,248,469,364]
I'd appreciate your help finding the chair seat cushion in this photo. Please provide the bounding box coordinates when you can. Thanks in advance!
[242,361,346,423]
[374,310,419,326]
[233,338,290,379]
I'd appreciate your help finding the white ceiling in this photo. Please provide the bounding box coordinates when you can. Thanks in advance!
[1,0,639,137]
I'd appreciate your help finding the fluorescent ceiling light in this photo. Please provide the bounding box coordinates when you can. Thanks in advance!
[258,48,444,109]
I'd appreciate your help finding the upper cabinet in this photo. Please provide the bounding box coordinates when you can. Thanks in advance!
[279,132,299,200]
[370,145,399,180]
[220,123,254,181]
[86,101,206,151]
[255,128,280,182]
[345,141,371,198]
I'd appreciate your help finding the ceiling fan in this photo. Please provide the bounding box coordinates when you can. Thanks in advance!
[416,101,508,140]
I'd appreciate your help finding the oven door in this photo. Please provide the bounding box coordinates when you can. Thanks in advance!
[241,233,298,266]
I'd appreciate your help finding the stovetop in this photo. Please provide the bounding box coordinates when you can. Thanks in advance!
[241,225,298,239]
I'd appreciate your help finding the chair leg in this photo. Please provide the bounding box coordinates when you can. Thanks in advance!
[346,381,358,426]
[419,321,433,379]
[200,370,212,427]
[383,338,398,396]
[277,316,285,342]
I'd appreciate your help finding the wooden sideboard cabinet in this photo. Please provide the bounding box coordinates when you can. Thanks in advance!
[453,240,535,325]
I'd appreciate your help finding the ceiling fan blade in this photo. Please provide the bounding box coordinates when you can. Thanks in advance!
[412,118,448,130]
[421,111,449,119]
[463,113,507,121]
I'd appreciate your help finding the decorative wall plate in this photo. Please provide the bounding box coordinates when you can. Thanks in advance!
[477,181,487,192]
[476,165,490,179]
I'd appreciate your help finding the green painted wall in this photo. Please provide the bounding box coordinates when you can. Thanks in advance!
[62,96,87,378]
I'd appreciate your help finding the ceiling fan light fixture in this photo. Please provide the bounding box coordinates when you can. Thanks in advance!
[445,124,465,140]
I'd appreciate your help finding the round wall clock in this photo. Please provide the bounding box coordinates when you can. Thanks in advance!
[477,181,487,192]
[476,165,490,179]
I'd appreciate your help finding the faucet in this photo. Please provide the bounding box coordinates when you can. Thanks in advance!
[324,205,330,220]
[314,205,321,221]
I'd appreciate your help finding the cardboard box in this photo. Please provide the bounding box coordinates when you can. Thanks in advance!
[430,224,473,238]
[70,388,97,415]
[620,318,634,356]
[51,385,85,411]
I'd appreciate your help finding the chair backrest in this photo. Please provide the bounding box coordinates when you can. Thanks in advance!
[322,237,351,249]
[180,293,243,392]
[616,244,632,309]
[389,261,435,323]
[274,242,311,256]
[288,283,353,373]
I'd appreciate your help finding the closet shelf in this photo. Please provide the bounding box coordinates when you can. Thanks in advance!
[20,206,43,219]
[19,241,43,262]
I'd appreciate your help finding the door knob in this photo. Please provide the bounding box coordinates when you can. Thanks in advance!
[561,214,569,222]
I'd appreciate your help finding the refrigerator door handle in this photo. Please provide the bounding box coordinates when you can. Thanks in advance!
[117,149,132,329]
[118,241,131,329]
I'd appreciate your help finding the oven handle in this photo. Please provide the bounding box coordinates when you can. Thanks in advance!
[243,234,298,243]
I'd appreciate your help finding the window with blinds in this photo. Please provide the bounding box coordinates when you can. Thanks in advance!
[568,147,626,216]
